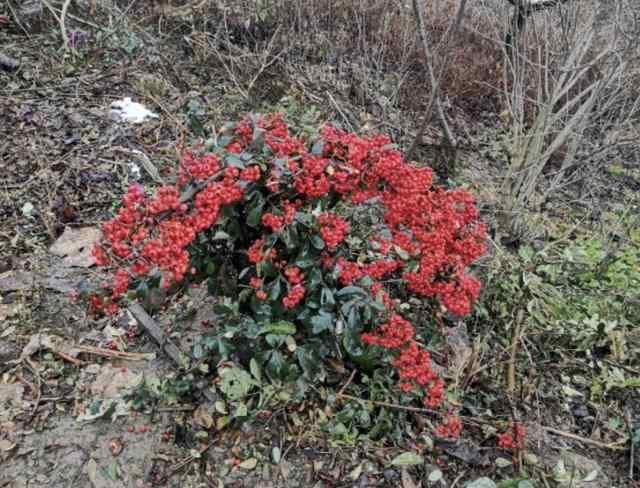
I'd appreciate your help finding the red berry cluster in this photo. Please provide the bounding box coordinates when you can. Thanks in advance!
[336,257,363,285]
[497,422,526,449]
[435,415,462,439]
[179,151,221,184]
[284,266,304,285]
[318,212,349,250]
[262,212,286,231]
[282,285,305,309]
[240,165,261,182]
[362,314,414,349]
[362,315,444,407]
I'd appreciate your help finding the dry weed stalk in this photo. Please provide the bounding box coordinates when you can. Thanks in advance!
[486,0,640,241]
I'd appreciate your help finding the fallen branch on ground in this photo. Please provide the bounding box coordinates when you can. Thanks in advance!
[74,345,155,361]
[128,303,187,367]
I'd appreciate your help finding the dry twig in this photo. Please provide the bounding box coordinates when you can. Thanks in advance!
[543,426,628,450]
[73,345,155,361]
[128,303,186,367]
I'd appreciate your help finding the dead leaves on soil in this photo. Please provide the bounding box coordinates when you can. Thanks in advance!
[49,226,101,268]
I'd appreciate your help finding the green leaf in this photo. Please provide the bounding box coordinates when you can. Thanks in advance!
[193,343,204,359]
[296,347,323,379]
[283,225,300,249]
[346,306,360,328]
[206,261,217,275]
[136,280,149,300]
[188,114,205,137]
[247,197,265,227]
[238,288,252,303]
[269,278,282,301]
[249,358,262,383]
[219,367,254,401]
[213,303,235,315]
[336,286,367,297]
[309,268,323,290]
[394,245,409,261]
[272,446,281,464]
[311,312,334,334]
[340,299,357,315]
[390,452,423,466]
[428,470,443,482]
[294,258,316,269]
[311,235,325,250]
[217,135,232,148]
[261,320,296,336]
[234,402,248,417]
[225,153,245,168]
[100,460,121,480]
[343,327,364,356]
[266,350,287,380]
[265,333,286,348]
[517,481,536,488]
[321,287,335,306]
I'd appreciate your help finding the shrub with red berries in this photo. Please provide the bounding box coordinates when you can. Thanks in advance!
[88,112,486,435]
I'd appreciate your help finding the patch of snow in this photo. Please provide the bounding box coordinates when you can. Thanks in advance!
[128,161,142,180]
[110,97,158,124]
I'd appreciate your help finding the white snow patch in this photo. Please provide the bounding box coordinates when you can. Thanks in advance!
[110,97,158,124]
[128,161,142,180]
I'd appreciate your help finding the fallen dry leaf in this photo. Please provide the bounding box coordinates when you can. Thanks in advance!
[193,405,214,429]
[49,226,101,268]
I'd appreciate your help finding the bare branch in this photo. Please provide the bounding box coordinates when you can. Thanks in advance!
[410,0,462,167]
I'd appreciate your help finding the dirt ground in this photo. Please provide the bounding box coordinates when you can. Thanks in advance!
[1,2,639,487]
